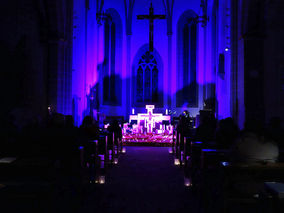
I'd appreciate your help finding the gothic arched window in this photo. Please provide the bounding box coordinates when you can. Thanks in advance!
[102,9,122,106]
[177,11,198,107]
[103,20,116,104]
[136,51,158,103]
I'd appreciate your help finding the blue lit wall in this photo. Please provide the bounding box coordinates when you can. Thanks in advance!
[72,0,233,126]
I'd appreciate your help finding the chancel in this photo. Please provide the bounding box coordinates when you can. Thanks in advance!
[71,0,231,124]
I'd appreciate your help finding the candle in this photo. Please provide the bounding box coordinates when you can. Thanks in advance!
[184,177,192,187]
[99,176,105,184]
[174,158,180,166]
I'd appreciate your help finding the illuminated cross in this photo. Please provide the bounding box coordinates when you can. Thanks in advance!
[129,105,171,133]
[137,3,166,52]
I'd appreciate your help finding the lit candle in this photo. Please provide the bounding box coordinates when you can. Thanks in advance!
[174,158,180,166]
[99,176,105,184]
[184,177,192,187]
[114,158,118,164]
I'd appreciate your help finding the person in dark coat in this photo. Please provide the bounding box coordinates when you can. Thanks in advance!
[107,119,122,146]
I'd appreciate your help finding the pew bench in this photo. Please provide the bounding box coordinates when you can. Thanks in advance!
[221,163,284,212]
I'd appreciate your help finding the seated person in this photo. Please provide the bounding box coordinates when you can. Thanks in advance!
[194,114,216,142]
[79,116,99,141]
[215,117,239,149]
[177,113,192,137]
[107,119,122,145]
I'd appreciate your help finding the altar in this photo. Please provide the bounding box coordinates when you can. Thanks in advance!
[129,105,171,134]
[121,105,173,145]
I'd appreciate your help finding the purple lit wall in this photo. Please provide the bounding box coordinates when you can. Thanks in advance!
[72,0,99,125]
[72,0,233,126]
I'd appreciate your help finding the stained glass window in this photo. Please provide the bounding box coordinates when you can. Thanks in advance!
[136,51,159,103]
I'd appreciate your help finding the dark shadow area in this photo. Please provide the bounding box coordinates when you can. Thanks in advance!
[103,74,122,106]
[176,82,198,107]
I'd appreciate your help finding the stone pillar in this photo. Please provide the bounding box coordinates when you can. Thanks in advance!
[97,19,106,111]
[126,34,132,117]
[197,21,205,109]
[204,0,215,101]
[167,33,172,109]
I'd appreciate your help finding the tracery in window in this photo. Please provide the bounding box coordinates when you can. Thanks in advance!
[136,51,159,103]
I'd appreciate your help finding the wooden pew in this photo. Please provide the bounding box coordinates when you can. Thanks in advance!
[184,142,229,190]
[106,132,123,165]
[200,148,230,169]
[173,130,178,156]
[96,134,108,183]
[186,141,224,169]
[176,132,183,165]
[0,156,57,212]
[171,130,177,154]
[264,182,284,212]
[183,141,204,187]
[171,130,181,166]
[190,151,284,212]
[189,141,203,167]
[221,163,284,212]
[173,131,189,167]
[106,133,115,164]
[81,140,99,183]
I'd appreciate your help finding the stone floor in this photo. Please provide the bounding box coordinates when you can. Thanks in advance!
[81,146,198,213]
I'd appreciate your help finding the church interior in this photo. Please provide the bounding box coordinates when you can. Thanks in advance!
[1,0,284,212]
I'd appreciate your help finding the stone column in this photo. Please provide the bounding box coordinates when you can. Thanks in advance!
[126,34,132,117]
[167,33,172,109]
[197,21,205,109]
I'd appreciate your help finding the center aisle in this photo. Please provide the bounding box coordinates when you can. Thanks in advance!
[82,147,198,213]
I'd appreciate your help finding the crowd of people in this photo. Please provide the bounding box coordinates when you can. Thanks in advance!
[175,112,284,211]
[1,110,284,166]
[176,111,284,164]
[0,113,124,212]
[0,113,122,168]
[1,110,284,212]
